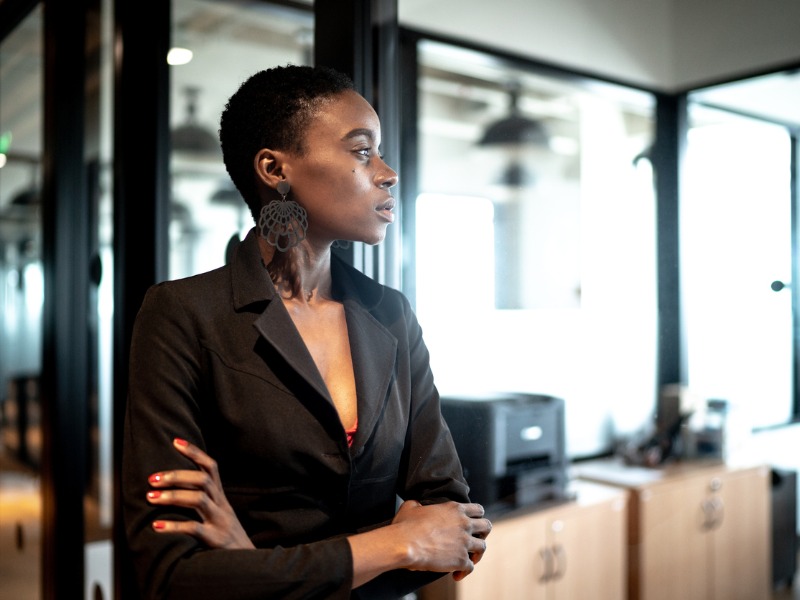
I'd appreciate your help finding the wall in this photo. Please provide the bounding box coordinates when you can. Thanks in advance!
[399,0,800,91]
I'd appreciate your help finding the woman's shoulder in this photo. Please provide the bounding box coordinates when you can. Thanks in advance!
[141,264,232,313]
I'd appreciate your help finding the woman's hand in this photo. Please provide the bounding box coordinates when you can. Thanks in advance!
[146,438,255,550]
[348,499,491,588]
[392,500,491,579]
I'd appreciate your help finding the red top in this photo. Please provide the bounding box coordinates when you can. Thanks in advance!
[345,418,358,447]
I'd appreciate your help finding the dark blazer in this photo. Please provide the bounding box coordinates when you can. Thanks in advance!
[123,229,469,600]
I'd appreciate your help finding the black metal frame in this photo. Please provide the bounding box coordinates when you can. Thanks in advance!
[314,0,402,286]
[41,0,91,597]
[0,0,39,39]
[111,3,171,597]
[398,30,420,306]
[41,1,91,597]
[793,134,800,420]
[653,93,687,388]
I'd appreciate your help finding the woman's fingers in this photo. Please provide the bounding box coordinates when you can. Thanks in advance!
[147,488,214,516]
[145,438,254,549]
[148,439,226,504]
[172,438,221,481]
[149,469,212,490]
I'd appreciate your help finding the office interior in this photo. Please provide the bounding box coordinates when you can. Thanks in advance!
[1,0,799,598]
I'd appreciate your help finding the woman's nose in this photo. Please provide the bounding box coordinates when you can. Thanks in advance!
[378,161,399,189]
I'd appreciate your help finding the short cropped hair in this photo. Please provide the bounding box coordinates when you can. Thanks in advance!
[219,64,355,221]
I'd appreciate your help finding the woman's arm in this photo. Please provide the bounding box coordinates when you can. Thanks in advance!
[147,439,490,588]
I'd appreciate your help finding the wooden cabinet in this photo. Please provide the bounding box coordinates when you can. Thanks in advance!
[575,460,771,600]
[419,482,627,600]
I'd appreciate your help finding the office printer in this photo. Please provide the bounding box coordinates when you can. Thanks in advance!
[441,393,568,509]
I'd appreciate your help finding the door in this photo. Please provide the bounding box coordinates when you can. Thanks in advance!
[455,511,549,600]
[710,467,771,600]
[683,107,794,429]
[638,476,710,600]
[548,495,626,600]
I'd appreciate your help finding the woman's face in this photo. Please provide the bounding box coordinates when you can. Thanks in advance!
[282,90,399,247]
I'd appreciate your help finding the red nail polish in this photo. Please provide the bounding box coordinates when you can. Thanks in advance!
[147,490,162,499]
[148,473,162,484]
[152,521,166,530]
[174,438,188,447]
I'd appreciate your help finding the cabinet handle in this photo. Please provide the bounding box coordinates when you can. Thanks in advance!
[539,546,554,582]
[701,497,725,530]
[710,497,724,529]
[701,499,715,530]
[552,543,567,581]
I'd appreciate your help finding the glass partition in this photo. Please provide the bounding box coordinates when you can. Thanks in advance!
[168,0,314,280]
[683,101,794,431]
[0,5,43,597]
[412,40,657,456]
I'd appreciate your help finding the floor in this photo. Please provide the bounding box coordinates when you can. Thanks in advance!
[1,447,799,599]
[0,451,40,599]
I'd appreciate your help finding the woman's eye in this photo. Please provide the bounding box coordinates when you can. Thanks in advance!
[355,148,371,157]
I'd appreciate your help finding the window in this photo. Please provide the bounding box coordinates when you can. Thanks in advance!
[411,40,657,457]
[168,0,313,280]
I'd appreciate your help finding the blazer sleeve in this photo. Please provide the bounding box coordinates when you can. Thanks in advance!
[353,295,472,600]
[396,296,470,504]
[122,283,353,600]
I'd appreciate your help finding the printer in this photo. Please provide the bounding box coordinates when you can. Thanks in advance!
[441,393,568,510]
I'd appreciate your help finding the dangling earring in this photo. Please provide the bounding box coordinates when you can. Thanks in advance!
[258,180,308,252]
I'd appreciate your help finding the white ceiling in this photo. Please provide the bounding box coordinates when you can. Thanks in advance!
[399,0,800,91]
[398,0,800,126]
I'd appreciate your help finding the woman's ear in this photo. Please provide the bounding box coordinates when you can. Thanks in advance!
[253,148,287,189]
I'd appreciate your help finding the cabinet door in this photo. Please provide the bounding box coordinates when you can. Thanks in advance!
[710,467,770,600]
[451,511,549,600]
[548,495,627,600]
[637,476,710,600]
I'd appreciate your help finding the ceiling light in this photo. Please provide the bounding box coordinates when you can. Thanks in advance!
[171,87,220,157]
[167,47,194,66]
[478,82,549,148]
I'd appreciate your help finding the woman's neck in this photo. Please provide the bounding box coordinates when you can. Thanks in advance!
[258,236,332,303]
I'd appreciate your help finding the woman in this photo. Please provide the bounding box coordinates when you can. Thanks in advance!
[123,65,491,600]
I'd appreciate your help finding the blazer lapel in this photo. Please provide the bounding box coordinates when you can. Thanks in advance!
[252,301,331,404]
[343,302,398,451]
[231,230,398,446]
[231,229,331,404]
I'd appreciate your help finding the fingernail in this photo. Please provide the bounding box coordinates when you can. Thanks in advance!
[152,521,166,530]
[147,490,162,500]
[148,473,162,484]
[174,438,188,447]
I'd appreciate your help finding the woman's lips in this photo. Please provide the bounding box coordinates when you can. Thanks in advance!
[376,198,395,222]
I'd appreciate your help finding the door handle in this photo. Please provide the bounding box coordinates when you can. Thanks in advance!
[771,280,791,292]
